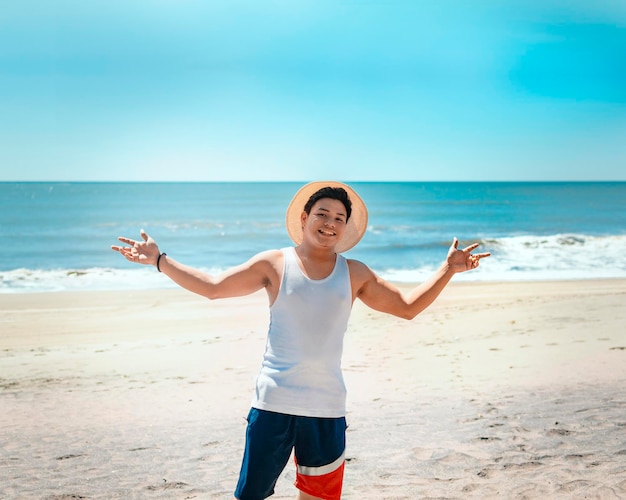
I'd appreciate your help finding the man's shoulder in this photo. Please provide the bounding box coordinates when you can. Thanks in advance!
[346,258,374,279]
[251,248,285,265]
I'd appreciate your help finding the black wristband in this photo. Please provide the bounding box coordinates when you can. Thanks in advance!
[156,253,166,272]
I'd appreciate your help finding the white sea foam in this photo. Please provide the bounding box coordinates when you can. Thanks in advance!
[380,233,626,283]
[0,268,164,293]
[1,233,624,292]
[483,232,625,277]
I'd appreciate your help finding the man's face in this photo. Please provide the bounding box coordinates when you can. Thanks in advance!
[301,198,348,249]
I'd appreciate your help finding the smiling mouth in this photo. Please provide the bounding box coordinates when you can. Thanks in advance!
[319,229,336,236]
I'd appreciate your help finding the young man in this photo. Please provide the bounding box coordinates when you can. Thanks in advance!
[111,181,490,500]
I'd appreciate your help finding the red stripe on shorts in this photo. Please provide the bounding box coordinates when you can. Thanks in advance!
[294,453,345,500]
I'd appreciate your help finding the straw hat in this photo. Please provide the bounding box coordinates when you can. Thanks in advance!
[286,181,368,253]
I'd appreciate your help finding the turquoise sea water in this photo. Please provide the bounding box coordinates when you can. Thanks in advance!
[1,181,625,292]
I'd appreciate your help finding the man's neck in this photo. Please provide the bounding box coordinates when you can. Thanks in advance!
[295,243,337,262]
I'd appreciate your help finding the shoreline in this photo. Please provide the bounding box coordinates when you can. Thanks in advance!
[2,278,626,498]
[3,270,626,295]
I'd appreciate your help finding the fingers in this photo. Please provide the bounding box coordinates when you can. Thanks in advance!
[460,242,491,259]
[467,249,491,270]
[112,230,155,264]
[111,245,134,256]
[117,236,135,245]
[452,237,459,249]
[463,242,480,252]
[117,230,150,247]
[111,245,132,256]
[113,234,141,256]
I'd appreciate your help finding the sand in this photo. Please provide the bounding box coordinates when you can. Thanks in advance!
[1,279,625,499]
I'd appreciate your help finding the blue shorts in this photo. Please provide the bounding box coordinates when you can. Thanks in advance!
[234,408,347,500]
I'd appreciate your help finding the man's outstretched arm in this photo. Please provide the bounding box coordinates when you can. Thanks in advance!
[111,230,279,300]
[352,238,490,320]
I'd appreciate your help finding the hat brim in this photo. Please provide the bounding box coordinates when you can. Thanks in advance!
[286,181,368,253]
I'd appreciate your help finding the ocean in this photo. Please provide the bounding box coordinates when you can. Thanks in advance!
[1,181,625,293]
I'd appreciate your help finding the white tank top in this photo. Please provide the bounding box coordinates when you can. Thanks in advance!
[251,247,353,418]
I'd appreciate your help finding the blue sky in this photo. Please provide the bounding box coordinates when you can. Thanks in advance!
[1,0,625,181]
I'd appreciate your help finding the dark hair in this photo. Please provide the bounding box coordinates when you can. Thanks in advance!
[303,187,352,221]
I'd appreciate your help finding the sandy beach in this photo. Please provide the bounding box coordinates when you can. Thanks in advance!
[1,279,626,499]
